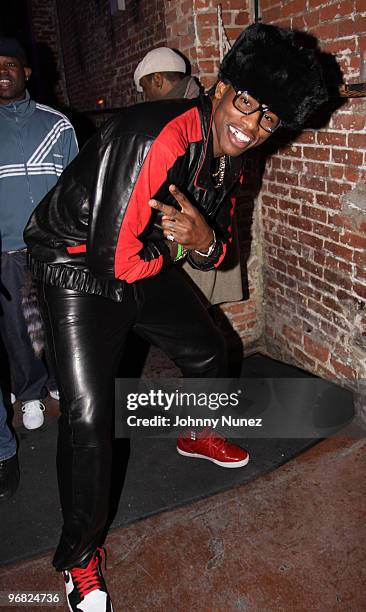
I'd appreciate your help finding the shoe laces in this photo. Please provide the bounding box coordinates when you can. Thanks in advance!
[69,548,105,599]
[196,429,227,453]
[21,400,46,414]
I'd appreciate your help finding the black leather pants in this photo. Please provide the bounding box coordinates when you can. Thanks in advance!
[38,267,227,570]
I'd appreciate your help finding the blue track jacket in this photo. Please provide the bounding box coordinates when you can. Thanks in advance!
[0,91,78,252]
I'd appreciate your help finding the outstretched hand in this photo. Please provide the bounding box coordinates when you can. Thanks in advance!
[149,184,214,252]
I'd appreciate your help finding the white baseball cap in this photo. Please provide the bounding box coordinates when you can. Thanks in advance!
[134,47,186,92]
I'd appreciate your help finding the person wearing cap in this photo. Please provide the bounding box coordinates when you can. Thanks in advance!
[134,47,243,310]
[0,37,78,430]
[134,46,200,101]
[24,23,329,611]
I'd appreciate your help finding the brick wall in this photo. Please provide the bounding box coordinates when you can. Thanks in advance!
[27,0,68,105]
[28,1,366,396]
[55,0,167,110]
[260,0,366,390]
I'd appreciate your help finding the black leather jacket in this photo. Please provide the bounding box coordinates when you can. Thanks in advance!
[24,95,243,301]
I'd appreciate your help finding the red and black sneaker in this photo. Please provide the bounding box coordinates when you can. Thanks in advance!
[63,548,113,611]
[177,429,249,468]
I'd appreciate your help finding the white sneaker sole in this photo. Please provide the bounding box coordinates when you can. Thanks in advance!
[177,447,250,468]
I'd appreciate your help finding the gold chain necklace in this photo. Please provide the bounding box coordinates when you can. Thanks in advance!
[211,155,226,188]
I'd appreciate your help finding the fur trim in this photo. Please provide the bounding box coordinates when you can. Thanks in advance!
[21,274,45,358]
[219,23,329,129]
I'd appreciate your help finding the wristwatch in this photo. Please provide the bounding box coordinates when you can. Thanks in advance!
[194,230,216,257]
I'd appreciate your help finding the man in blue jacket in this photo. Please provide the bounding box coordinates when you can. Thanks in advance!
[0,37,78,429]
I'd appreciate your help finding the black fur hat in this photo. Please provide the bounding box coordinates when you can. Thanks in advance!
[218,23,328,129]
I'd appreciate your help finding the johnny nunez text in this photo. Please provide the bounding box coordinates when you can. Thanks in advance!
[125,415,263,428]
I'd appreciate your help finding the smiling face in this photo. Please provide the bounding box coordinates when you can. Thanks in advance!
[0,56,31,105]
[211,81,277,157]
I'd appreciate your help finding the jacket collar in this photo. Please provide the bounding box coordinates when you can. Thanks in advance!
[195,94,243,192]
[0,90,36,122]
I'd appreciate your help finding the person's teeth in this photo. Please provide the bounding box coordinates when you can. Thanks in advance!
[229,125,250,142]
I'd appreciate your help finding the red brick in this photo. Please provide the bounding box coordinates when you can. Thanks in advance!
[288,215,312,232]
[322,296,344,314]
[324,269,352,290]
[276,171,299,186]
[302,11,320,27]
[330,165,344,179]
[298,257,323,277]
[220,0,248,8]
[332,113,365,131]
[303,147,331,161]
[327,181,352,196]
[355,267,366,281]
[298,231,324,250]
[353,250,366,267]
[314,252,326,266]
[280,145,303,158]
[312,22,339,41]
[354,284,366,300]
[304,335,330,363]
[324,241,353,261]
[310,276,337,295]
[319,319,342,338]
[279,200,301,214]
[317,132,347,147]
[294,347,316,369]
[300,175,326,192]
[196,12,218,27]
[301,205,327,223]
[287,265,309,283]
[234,12,250,26]
[341,231,366,250]
[324,255,353,274]
[291,188,314,204]
[268,256,287,274]
[347,133,366,149]
[281,0,307,17]
[316,193,342,210]
[338,16,366,37]
[268,184,291,196]
[312,221,340,242]
[282,324,302,344]
[294,131,316,144]
[320,0,355,22]
[298,284,322,301]
[330,358,356,380]
[332,149,364,166]
[344,167,364,183]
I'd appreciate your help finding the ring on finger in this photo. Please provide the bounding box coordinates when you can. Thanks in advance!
[166,233,175,242]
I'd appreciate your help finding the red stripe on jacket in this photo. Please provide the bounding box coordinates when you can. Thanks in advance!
[67,244,87,253]
[114,107,203,282]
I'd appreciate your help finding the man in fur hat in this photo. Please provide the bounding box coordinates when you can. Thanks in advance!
[24,23,329,611]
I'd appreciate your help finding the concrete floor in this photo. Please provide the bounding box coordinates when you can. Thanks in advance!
[1,431,365,612]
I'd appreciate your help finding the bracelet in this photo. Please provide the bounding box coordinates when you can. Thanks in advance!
[194,230,216,258]
[174,243,188,261]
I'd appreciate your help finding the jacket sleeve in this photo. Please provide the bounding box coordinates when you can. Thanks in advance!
[61,122,79,167]
[86,136,183,283]
[24,133,99,261]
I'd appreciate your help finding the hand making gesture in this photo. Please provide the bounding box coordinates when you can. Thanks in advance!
[149,184,214,253]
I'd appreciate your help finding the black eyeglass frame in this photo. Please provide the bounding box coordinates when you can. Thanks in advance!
[232,89,281,134]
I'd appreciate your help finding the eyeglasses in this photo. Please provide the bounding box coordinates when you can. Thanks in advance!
[232,90,281,133]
